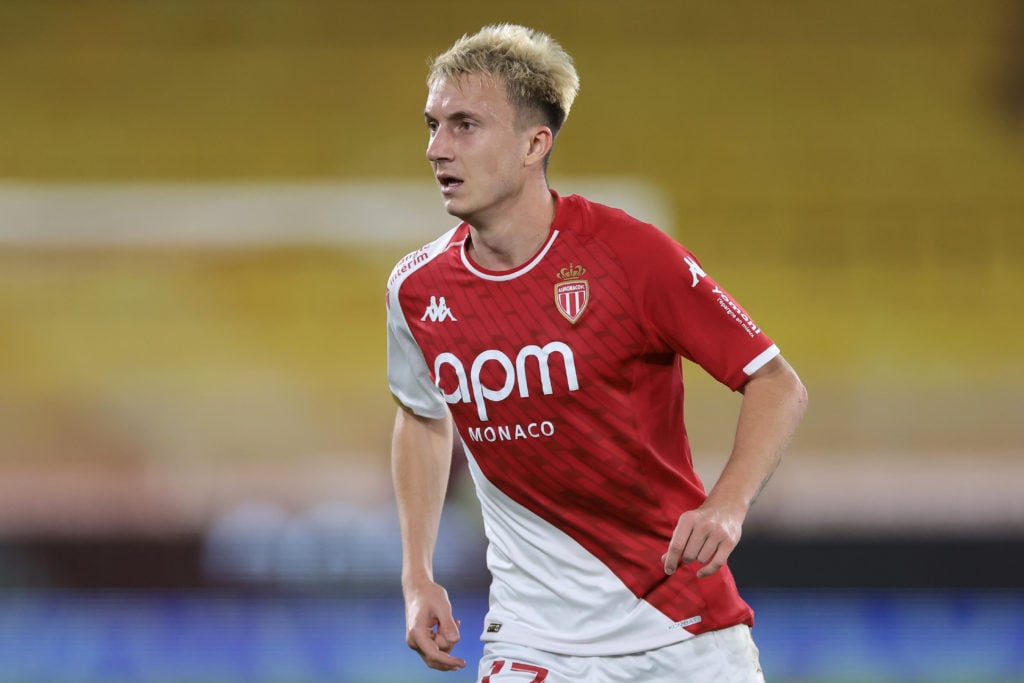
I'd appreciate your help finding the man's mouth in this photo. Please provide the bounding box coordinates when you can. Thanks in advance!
[437,173,464,194]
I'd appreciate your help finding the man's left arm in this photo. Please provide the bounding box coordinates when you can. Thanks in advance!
[662,354,808,577]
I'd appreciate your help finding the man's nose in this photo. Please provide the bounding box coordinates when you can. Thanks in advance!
[426,129,452,162]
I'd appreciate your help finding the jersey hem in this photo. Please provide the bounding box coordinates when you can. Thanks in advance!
[480,624,694,657]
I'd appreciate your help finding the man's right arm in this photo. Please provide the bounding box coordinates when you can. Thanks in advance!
[391,406,466,672]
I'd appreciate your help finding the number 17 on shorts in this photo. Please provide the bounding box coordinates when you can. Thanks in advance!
[481,659,549,682]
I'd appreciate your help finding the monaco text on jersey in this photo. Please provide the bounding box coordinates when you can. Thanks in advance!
[433,341,579,421]
[466,420,557,443]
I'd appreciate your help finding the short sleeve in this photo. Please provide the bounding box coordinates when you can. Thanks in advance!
[386,266,450,419]
[623,225,779,390]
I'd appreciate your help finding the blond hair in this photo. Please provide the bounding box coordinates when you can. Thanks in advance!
[428,24,580,135]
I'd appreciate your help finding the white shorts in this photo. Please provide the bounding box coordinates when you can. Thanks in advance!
[478,624,765,683]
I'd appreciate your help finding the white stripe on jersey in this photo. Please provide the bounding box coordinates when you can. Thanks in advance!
[742,344,780,377]
[386,226,460,418]
[463,443,697,657]
[459,230,560,281]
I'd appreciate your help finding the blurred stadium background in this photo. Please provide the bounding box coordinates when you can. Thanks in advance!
[1,1,1022,681]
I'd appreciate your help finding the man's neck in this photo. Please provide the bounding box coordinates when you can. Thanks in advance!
[465,184,556,271]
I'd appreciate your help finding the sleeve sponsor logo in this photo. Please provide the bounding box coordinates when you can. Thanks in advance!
[712,286,761,338]
[387,247,430,289]
[683,255,762,338]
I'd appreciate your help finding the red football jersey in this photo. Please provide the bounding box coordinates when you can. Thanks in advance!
[387,192,779,655]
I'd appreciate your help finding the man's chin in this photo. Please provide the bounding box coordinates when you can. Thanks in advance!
[442,198,471,221]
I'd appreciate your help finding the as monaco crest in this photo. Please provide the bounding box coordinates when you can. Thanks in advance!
[554,263,589,324]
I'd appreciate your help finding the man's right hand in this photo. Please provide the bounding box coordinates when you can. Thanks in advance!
[404,579,467,671]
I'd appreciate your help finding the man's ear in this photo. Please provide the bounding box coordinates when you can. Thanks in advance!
[524,126,554,167]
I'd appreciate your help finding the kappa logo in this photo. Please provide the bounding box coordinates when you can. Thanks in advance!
[683,256,707,288]
[421,295,457,322]
[554,263,589,324]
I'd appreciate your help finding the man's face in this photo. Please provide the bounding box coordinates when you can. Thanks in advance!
[424,73,533,224]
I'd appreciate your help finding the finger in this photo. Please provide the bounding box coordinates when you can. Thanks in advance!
[406,625,434,654]
[434,617,462,653]
[696,539,734,578]
[681,526,710,565]
[696,530,723,565]
[408,628,466,671]
[663,523,694,574]
[425,649,467,671]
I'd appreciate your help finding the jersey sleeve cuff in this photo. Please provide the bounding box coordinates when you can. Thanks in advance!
[742,344,780,377]
[390,392,449,420]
